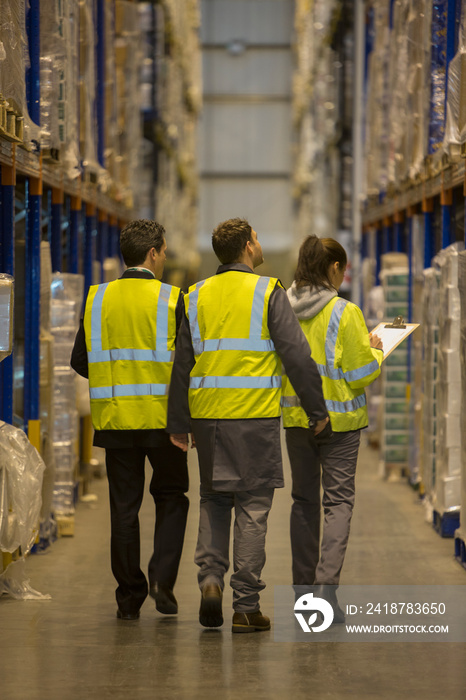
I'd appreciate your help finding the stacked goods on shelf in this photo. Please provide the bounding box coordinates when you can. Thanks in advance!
[430,244,463,532]
[387,1,409,187]
[363,1,463,195]
[79,0,100,174]
[406,2,431,180]
[40,0,80,174]
[0,0,40,144]
[115,0,142,206]
[380,254,410,477]
[444,2,466,158]
[363,1,390,196]
[428,1,448,159]
[292,0,345,244]
[150,0,201,268]
[50,273,84,536]
[455,250,466,557]
[421,266,440,499]
[104,0,118,185]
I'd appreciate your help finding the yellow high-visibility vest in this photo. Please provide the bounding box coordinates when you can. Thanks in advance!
[282,297,383,432]
[83,278,180,430]
[186,271,282,419]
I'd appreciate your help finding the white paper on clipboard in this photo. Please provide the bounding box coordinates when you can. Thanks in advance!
[370,321,419,359]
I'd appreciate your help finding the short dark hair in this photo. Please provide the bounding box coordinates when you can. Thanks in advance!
[211,218,252,264]
[119,220,166,267]
[294,235,347,290]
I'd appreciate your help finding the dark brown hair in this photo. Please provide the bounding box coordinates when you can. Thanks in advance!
[294,235,347,289]
[212,218,252,264]
[119,219,166,267]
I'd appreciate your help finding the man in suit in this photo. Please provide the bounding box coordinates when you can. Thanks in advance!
[71,219,189,620]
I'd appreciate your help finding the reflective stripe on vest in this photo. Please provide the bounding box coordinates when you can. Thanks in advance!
[189,280,206,355]
[281,394,366,413]
[190,375,281,390]
[315,358,380,382]
[88,349,174,363]
[90,383,168,399]
[90,282,110,351]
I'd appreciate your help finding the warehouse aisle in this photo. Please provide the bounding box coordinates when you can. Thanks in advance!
[1,437,465,700]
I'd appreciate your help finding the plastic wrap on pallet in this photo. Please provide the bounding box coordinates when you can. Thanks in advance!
[364,1,390,196]
[430,244,464,513]
[458,251,466,528]
[0,422,50,599]
[0,274,14,363]
[422,267,440,497]
[115,0,143,207]
[405,1,431,178]
[79,0,100,176]
[387,0,409,185]
[40,242,52,333]
[0,0,40,146]
[443,3,466,156]
[41,0,81,177]
[380,257,410,476]
[429,0,448,155]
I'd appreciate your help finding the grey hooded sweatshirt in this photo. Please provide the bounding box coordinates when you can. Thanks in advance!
[287,281,337,320]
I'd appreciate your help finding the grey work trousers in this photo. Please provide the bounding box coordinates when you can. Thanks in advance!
[285,428,361,586]
[194,487,274,612]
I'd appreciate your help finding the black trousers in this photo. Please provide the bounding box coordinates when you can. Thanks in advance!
[105,435,189,614]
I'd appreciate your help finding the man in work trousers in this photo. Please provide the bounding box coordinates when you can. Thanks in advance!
[168,217,329,633]
[71,220,189,620]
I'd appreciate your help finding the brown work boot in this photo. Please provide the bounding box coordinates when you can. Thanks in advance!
[232,610,271,633]
[199,584,223,628]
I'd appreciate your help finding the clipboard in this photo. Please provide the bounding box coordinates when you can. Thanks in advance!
[370,316,419,359]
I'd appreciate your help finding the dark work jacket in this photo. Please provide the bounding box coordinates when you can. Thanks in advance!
[167,263,328,491]
[70,269,184,448]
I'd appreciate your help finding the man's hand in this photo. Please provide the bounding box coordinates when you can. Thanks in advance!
[314,417,329,436]
[170,433,196,452]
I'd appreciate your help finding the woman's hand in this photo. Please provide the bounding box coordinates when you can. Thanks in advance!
[369,333,383,351]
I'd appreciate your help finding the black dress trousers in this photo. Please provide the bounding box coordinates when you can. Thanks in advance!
[105,431,189,614]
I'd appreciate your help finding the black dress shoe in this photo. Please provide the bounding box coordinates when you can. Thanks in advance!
[116,609,140,620]
[150,583,178,615]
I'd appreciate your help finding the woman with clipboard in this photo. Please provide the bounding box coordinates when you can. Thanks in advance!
[282,235,384,622]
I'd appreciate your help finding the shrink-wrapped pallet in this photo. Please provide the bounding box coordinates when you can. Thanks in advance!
[50,273,83,519]
[0,274,14,363]
[455,250,466,543]
[431,244,464,516]
[0,0,40,145]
